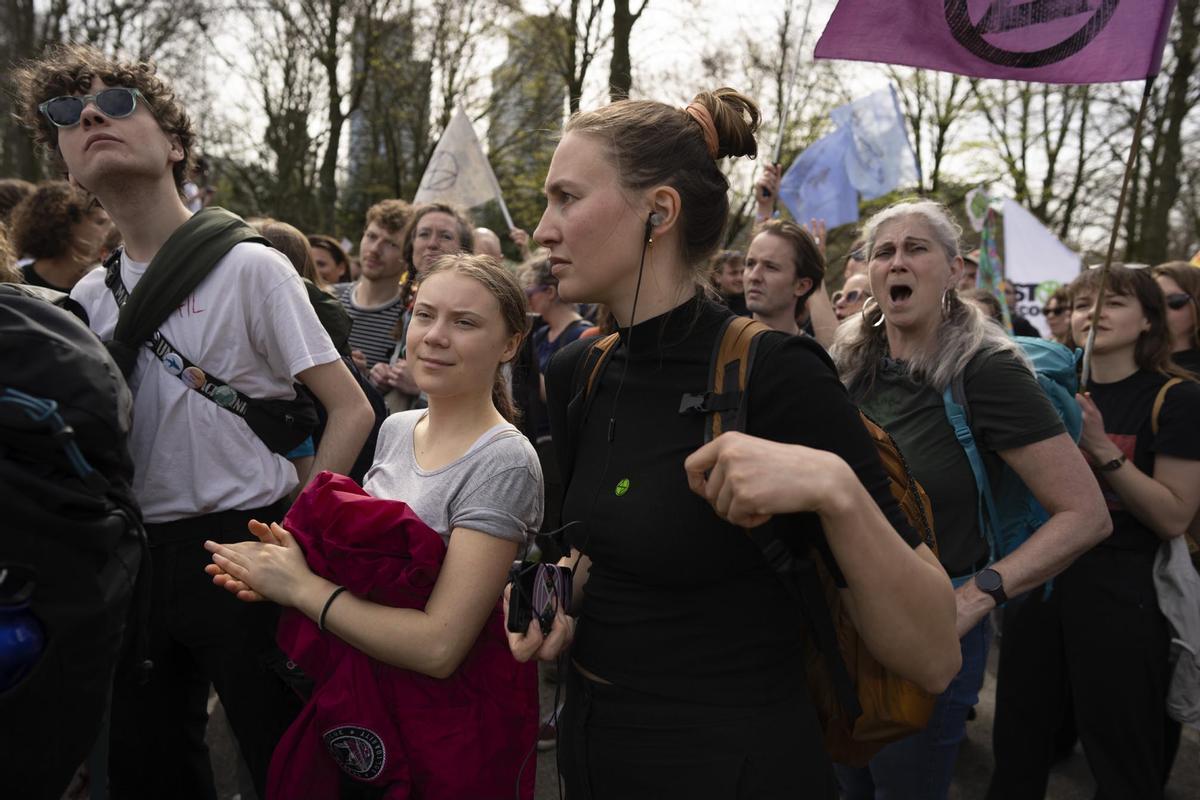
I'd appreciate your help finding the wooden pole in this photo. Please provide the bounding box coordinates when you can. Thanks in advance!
[763,0,813,215]
[1080,76,1156,388]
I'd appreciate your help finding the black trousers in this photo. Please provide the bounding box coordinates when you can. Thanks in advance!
[558,663,836,800]
[108,502,301,800]
[988,546,1171,800]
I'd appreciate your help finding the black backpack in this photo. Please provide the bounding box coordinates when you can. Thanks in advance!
[0,287,149,798]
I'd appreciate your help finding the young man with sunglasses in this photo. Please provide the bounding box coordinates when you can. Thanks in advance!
[16,45,375,799]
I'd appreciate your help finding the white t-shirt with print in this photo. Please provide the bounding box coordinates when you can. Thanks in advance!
[71,241,339,522]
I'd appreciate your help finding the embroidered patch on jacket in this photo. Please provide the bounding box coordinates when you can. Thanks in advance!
[323,725,386,780]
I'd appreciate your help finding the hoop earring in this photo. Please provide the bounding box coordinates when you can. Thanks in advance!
[942,289,955,318]
[862,296,885,328]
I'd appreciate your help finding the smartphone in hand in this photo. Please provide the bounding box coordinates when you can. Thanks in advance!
[507,562,572,635]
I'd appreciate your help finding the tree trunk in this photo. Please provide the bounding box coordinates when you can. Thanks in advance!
[1,0,44,180]
[1059,86,1089,239]
[319,52,345,233]
[1134,0,1197,263]
[609,0,646,102]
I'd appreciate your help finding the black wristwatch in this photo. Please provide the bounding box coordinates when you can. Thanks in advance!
[975,568,1008,606]
[1096,452,1127,472]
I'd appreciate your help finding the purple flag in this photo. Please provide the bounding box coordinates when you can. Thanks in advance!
[815,1,1178,84]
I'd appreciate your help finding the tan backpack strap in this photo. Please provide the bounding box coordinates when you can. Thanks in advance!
[709,317,771,439]
[584,333,621,399]
[1151,377,1184,436]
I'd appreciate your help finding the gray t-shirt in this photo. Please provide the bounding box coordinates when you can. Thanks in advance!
[363,410,543,546]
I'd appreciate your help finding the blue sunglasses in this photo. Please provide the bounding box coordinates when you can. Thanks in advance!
[39,87,143,128]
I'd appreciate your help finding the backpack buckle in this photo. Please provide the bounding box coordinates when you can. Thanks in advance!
[678,392,712,414]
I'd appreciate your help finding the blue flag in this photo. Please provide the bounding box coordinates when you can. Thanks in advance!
[830,86,918,200]
[779,126,860,230]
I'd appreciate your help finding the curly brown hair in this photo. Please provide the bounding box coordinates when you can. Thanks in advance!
[0,178,35,223]
[13,43,195,192]
[9,180,95,260]
[0,223,18,283]
[364,199,412,236]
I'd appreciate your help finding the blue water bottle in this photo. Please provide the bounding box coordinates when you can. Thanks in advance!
[0,564,45,692]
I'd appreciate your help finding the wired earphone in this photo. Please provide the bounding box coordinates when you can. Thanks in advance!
[514,210,660,799]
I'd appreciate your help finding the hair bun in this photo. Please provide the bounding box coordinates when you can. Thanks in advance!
[691,88,760,160]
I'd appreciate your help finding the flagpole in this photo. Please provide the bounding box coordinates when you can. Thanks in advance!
[478,144,515,231]
[764,0,813,214]
[492,184,516,232]
[1080,76,1156,388]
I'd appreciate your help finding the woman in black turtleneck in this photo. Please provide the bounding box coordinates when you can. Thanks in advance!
[504,87,960,799]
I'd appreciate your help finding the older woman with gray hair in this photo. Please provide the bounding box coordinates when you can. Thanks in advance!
[829,199,1110,799]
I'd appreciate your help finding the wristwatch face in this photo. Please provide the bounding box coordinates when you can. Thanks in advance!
[976,568,1002,594]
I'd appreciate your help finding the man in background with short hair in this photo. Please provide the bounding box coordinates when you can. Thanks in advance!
[333,198,411,377]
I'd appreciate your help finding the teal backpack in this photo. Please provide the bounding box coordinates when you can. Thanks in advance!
[942,337,1082,566]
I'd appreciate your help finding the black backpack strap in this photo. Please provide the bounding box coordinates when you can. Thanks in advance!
[105,207,269,378]
[103,211,316,454]
[136,324,316,453]
[678,316,769,442]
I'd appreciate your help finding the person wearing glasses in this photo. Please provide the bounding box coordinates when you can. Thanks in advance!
[16,44,376,798]
[844,239,869,278]
[1041,286,1073,346]
[1152,262,1200,374]
[833,272,871,321]
[989,264,1200,799]
[369,203,475,412]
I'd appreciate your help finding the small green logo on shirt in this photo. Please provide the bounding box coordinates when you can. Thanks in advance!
[614,478,631,497]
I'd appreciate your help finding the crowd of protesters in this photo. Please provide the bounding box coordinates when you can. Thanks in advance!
[1,41,1198,800]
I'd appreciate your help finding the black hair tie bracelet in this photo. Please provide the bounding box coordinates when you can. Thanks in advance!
[319,586,348,632]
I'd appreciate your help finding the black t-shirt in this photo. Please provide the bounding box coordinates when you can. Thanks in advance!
[1011,313,1039,338]
[856,348,1065,577]
[20,262,74,293]
[1173,348,1200,375]
[720,291,748,317]
[545,298,918,708]
[1086,371,1200,552]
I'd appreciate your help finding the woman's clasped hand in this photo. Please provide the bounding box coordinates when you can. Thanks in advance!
[204,519,305,605]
